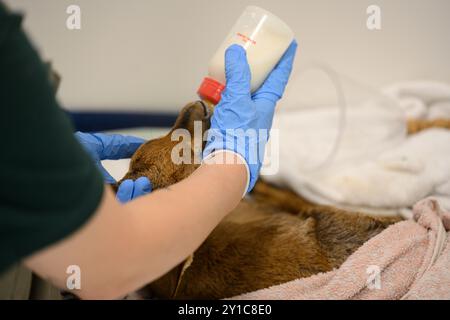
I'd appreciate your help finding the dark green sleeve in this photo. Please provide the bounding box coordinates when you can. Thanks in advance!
[0,6,104,272]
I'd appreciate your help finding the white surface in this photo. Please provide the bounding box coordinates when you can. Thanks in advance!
[102,158,130,182]
[264,81,450,216]
[5,0,450,112]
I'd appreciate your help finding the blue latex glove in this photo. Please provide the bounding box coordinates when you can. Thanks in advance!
[116,177,153,204]
[75,132,152,203]
[203,40,297,193]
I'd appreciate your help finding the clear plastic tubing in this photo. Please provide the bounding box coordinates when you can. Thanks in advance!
[197,6,294,105]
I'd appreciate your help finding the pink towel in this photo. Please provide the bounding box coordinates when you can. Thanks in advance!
[231,198,450,300]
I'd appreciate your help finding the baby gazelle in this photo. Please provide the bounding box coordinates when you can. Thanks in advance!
[119,101,400,299]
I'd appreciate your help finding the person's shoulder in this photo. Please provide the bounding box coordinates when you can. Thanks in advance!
[0,2,22,19]
[0,3,24,46]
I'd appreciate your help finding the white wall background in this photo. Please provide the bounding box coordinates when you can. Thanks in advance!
[5,0,450,112]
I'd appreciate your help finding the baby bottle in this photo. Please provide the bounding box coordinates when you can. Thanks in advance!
[197,6,294,105]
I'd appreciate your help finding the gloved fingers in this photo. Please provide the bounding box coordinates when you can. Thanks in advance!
[133,177,152,197]
[222,44,252,99]
[252,40,298,104]
[116,179,135,203]
[91,133,146,160]
[116,177,152,203]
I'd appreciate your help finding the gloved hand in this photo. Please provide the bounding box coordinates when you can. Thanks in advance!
[115,177,152,204]
[203,40,297,194]
[75,132,152,203]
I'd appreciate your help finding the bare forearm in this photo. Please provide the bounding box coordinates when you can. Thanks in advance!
[25,153,247,299]
[124,152,247,280]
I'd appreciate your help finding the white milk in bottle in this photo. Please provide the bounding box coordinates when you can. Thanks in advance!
[197,6,294,105]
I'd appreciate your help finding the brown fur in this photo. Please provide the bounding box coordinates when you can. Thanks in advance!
[407,119,450,134]
[119,101,402,299]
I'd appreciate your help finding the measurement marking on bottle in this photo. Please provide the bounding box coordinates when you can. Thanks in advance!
[236,32,257,45]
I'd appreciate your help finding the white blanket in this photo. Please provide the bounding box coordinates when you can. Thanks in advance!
[263,81,450,217]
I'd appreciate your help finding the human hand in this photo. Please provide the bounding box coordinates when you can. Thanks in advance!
[116,177,152,204]
[202,41,298,193]
[75,132,152,202]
